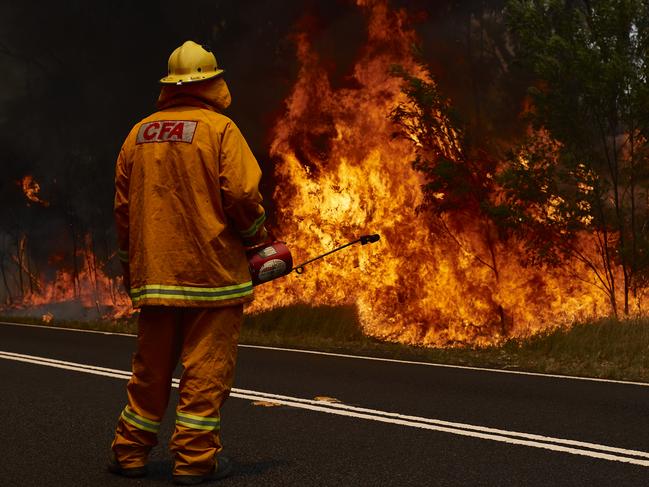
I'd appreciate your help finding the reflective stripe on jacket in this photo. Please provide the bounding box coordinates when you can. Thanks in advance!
[114,77,266,307]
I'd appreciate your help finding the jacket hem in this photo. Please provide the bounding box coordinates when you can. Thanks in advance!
[131,294,254,308]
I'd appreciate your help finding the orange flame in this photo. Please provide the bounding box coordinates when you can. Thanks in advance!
[7,176,131,320]
[19,175,50,207]
[9,235,133,320]
[248,0,624,346]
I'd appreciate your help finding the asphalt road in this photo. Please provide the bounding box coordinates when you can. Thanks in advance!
[2,321,649,486]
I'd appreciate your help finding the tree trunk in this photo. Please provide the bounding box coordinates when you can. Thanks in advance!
[15,234,24,298]
[70,222,80,299]
[0,257,12,305]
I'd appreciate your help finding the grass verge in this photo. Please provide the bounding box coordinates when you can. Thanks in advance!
[3,307,649,383]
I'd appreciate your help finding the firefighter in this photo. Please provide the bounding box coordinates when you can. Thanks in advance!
[108,40,268,485]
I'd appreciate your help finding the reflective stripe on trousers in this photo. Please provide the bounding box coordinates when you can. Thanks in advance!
[120,405,161,434]
[176,411,220,431]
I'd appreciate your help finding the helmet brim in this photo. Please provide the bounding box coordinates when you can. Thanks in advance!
[159,69,225,85]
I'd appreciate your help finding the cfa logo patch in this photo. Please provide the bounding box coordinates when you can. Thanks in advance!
[136,120,198,144]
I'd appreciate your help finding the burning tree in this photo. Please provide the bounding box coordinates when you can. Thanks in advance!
[503,0,649,316]
[389,67,514,333]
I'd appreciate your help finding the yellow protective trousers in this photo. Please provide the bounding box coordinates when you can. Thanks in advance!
[111,305,242,475]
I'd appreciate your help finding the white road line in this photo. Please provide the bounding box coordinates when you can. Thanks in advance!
[0,350,131,380]
[1,320,647,387]
[238,344,649,387]
[1,349,649,467]
[225,387,649,460]
[0,321,136,337]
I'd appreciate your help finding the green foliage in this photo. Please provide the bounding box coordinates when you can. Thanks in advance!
[506,1,649,149]
[389,66,499,225]
[494,134,602,266]
[505,0,649,313]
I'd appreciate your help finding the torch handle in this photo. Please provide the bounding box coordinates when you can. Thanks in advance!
[292,233,380,274]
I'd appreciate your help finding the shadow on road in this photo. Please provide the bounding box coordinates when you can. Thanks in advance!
[105,458,288,484]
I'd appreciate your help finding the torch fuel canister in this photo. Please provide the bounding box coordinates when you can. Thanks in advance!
[248,241,293,286]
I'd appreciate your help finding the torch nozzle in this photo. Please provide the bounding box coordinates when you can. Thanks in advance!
[360,234,380,245]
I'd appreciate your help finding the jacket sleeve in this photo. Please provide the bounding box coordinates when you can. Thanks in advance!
[114,146,130,265]
[219,121,267,246]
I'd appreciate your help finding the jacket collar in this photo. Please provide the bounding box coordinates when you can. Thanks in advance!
[156,77,232,112]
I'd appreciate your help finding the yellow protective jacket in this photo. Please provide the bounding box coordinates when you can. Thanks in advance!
[114,77,266,307]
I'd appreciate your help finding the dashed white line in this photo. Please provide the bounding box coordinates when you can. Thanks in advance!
[1,349,649,467]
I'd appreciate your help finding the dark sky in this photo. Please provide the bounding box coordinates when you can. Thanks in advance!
[0,0,369,160]
[0,0,512,273]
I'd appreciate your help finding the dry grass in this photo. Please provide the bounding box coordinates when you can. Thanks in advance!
[497,318,649,381]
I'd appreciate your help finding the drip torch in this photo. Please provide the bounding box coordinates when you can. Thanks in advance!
[248,234,380,286]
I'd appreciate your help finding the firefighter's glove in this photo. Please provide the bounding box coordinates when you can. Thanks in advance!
[243,226,273,249]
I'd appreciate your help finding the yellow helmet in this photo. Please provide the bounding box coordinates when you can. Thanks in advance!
[160,41,224,85]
